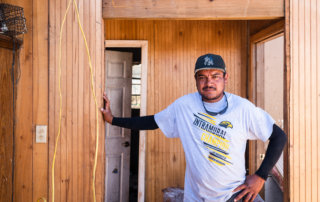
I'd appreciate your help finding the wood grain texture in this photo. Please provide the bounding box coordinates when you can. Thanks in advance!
[0,47,14,202]
[7,0,34,201]
[48,0,104,201]
[32,0,49,201]
[289,0,320,201]
[283,0,290,201]
[102,0,284,19]
[0,35,23,50]
[0,0,49,201]
[249,19,283,36]
[105,19,247,202]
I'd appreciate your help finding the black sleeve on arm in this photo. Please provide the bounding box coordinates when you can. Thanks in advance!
[255,124,287,180]
[112,115,159,130]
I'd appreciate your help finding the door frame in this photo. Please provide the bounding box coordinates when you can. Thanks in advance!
[104,40,148,202]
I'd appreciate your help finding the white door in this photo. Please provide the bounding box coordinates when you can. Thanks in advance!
[105,50,132,202]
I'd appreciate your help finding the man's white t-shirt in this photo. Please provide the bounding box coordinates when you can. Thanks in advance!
[154,92,275,202]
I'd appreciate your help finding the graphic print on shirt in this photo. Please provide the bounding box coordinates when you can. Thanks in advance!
[193,113,232,166]
[219,121,233,129]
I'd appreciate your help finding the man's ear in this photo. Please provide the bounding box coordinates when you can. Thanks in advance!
[224,73,229,83]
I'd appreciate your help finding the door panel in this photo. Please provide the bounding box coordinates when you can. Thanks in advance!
[105,50,132,202]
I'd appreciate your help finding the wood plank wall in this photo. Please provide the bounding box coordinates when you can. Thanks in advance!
[105,19,247,201]
[289,0,320,201]
[49,0,104,201]
[102,0,284,19]
[0,0,48,201]
[0,47,14,201]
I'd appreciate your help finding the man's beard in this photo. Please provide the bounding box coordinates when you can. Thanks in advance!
[201,93,223,102]
[200,86,224,102]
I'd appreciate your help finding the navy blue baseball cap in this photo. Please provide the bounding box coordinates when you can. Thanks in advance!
[195,53,226,74]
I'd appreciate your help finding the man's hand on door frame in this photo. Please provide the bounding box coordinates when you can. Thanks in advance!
[101,92,114,124]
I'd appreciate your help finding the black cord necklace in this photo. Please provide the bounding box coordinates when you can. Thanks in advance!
[202,93,228,116]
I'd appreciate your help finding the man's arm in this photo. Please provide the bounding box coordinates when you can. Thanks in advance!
[255,124,287,180]
[112,116,158,130]
[101,92,158,130]
[234,124,287,202]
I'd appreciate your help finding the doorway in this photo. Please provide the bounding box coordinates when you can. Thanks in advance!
[104,40,148,202]
[249,21,285,201]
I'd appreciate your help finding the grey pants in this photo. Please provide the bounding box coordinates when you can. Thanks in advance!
[226,192,264,202]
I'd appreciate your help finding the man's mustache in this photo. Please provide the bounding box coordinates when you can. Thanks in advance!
[202,86,216,90]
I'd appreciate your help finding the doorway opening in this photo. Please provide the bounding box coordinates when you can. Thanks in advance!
[249,21,285,201]
[104,41,148,202]
[106,47,142,202]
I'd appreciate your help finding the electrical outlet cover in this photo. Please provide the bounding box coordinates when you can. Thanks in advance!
[36,125,47,143]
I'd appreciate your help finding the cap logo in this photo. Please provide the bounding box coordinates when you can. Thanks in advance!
[204,56,214,66]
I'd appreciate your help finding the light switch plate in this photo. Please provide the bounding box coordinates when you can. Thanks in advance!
[36,125,47,143]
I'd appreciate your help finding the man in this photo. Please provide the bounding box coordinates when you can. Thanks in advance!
[101,53,287,202]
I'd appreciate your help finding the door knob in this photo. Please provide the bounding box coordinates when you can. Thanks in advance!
[122,141,130,147]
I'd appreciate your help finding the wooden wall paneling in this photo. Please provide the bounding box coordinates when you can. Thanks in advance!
[62,0,69,201]
[95,0,105,200]
[58,2,68,201]
[182,20,192,184]
[76,0,84,201]
[91,0,105,199]
[174,20,183,187]
[65,0,73,201]
[82,0,90,200]
[224,21,231,91]
[318,0,320,199]
[162,20,169,196]
[159,21,166,196]
[102,0,284,19]
[104,20,247,202]
[310,0,318,201]
[318,0,320,198]
[56,0,62,199]
[228,21,235,93]
[12,0,33,201]
[168,20,174,188]
[153,20,163,201]
[88,0,95,199]
[298,0,306,201]
[0,48,14,202]
[32,0,49,200]
[240,21,248,98]
[289,0,320,201]
[0,35,23,50]
[48,0,56,200]
[49,0,104,201]
[172,21,178,188]
[71,1,79,201]
[166,20,173,191]
[146,20,155,202]
[145,20,156,202]
[60,0,67,201]
[304,1,311,202]
[91,0,97,198]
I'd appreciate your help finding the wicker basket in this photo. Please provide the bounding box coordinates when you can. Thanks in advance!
[0,3,27,36]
